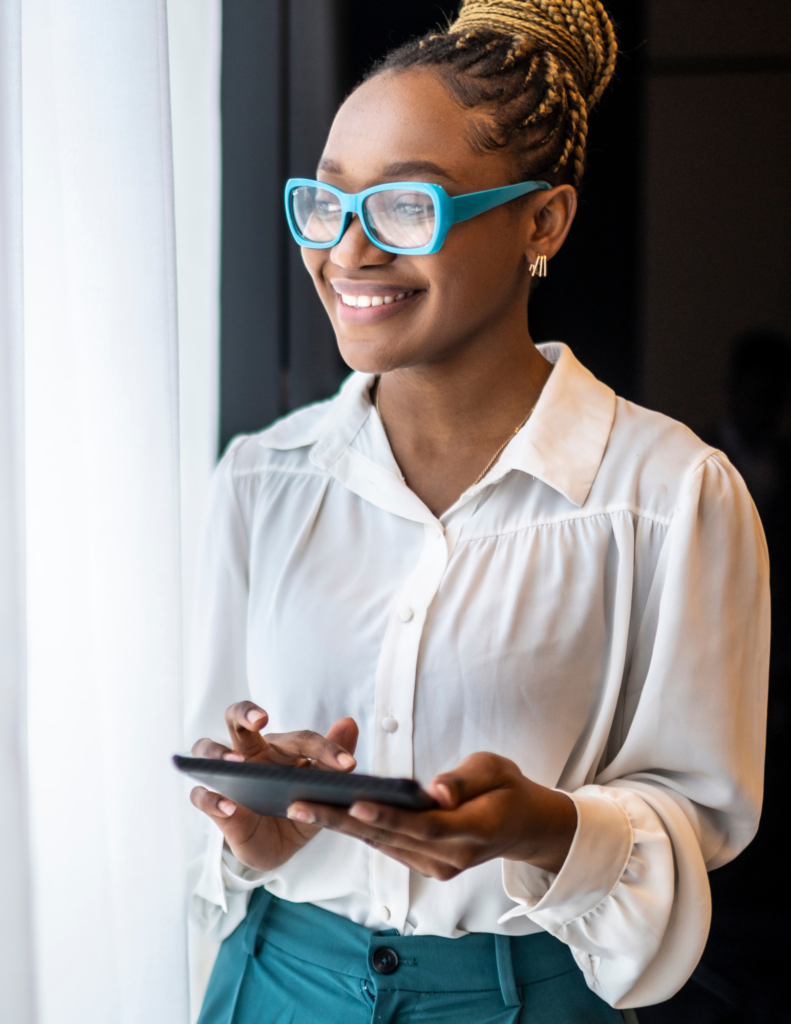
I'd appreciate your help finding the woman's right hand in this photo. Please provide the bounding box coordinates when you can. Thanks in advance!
[190,702,359,872]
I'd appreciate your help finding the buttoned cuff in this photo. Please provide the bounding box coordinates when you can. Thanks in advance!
[499,789,634,927]
[192,823,229,913]
[190,823,273,941]
[221,843,271,893]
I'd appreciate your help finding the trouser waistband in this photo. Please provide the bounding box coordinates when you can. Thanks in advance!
[240,887,579,1006]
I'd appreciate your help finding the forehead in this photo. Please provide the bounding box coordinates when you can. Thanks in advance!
[320,69,510,192]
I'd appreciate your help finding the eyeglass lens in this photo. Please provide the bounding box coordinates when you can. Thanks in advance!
[291,186,436,249]
[291,186,343,243]
[362,190,436,249]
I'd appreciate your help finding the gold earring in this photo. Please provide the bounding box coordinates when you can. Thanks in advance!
[529,254,547,278]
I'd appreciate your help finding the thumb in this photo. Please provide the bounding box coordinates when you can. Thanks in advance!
[426,752,515,809]
[325,716,359,757]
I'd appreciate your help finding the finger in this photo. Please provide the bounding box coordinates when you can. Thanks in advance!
[290,803,467,879]
[335,832,455,878]
[190,785,236,819]
[347,801,455,841]
[288,801,452,855]
[357,841,463,881]
[191,737,240,761]
[337,809,485,875]
[224,702,270,757]
[264,729,357,771]
[426,752,517,808]
[191,786,322,860]
[325,717,359,758]
[348,790,513,846]
[189,785,262,843]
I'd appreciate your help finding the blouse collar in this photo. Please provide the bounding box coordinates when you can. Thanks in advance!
[258,343,616,510]
[499,342,616,508]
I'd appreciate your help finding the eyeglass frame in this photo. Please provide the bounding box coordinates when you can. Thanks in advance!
[283,177,552,256]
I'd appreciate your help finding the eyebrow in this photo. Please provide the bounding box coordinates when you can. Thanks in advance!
[381,160,458,182]
[317,157,458,183]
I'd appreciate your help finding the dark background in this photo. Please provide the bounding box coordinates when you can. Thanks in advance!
[219,0,648,445]
[219,2,791,1020]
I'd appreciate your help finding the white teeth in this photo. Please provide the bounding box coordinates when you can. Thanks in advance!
[339,290,414,307]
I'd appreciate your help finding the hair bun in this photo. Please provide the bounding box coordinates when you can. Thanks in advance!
[450,0,617,109]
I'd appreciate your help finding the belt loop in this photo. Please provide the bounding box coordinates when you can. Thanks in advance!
[241,886,274,957]
[495,934,521,1008]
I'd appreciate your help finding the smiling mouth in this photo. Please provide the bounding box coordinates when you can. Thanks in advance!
[339,290,417,308]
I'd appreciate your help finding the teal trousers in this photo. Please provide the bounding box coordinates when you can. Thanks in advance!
[198,887,635,1024]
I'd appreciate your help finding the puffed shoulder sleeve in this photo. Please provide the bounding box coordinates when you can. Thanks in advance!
[184,438,270,941]
[501,451,770,1009]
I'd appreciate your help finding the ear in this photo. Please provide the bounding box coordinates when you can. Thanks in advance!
[524,184,577,264]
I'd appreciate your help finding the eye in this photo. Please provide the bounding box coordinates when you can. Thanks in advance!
[393,198,432,220]
[315,199,341,219]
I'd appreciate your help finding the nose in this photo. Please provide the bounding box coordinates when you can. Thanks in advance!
[330,214,394,271]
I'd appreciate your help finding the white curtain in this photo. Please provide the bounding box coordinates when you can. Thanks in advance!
[166,0,223,1016]
[167,0,222,635]
[0,1,36,1021]
[0,0,221,1021]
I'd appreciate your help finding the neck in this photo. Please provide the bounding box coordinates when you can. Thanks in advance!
[374,312,553,516]
[378,323,551,451]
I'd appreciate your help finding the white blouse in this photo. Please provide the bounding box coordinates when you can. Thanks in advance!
[187,343,769,1010]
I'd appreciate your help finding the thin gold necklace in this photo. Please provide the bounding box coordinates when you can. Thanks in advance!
[374,378,534,487]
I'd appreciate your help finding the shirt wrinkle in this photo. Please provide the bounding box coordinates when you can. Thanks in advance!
[458,505,673,545]
[233,465,326,480]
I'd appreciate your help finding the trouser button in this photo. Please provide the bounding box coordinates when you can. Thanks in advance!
[372,947,399,974]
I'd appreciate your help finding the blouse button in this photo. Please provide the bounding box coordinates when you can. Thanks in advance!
[378,904,391,922]
[382,716,398,733]
[399,606,414,622]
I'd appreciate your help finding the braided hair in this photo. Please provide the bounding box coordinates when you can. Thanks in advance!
[364,0,618,188]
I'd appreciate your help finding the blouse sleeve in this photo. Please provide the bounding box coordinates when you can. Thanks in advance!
[184,438,271,941]
[500,450,770,1009]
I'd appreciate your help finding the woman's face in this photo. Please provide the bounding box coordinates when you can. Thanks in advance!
[302,69,563,375]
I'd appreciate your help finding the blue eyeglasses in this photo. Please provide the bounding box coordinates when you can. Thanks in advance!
[284,178,551,256]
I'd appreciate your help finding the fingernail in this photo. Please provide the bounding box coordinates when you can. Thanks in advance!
[247,709,267,725]
[349,803,378,823]
[337,753,356,769]
[223,752,244,762]
[217,800,236,816]
[287,807,315,824]
[430,783,452,806]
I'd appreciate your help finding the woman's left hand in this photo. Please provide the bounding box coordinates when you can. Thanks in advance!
[286,752,577,879]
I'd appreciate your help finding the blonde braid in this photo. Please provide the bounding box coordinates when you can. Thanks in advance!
[367,0,617,188]
[524,52,563,127]
[451,0,616,108]
[553,69,588,181]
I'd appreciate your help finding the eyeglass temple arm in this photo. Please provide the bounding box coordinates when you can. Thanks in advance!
[451,181,551,225]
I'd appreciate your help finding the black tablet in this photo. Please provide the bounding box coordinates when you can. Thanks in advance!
[173,755,438,818]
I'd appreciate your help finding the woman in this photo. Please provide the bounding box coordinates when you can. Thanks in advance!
[187,2,769,1021]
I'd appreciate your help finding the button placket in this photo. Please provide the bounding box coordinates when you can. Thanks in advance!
[370,522,449,930]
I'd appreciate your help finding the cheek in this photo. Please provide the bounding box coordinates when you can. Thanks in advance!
[431,222,524,311]
[301,249,332,306]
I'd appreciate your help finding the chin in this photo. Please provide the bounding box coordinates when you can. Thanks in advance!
[332,308,449,374]
[336,339,398,375]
